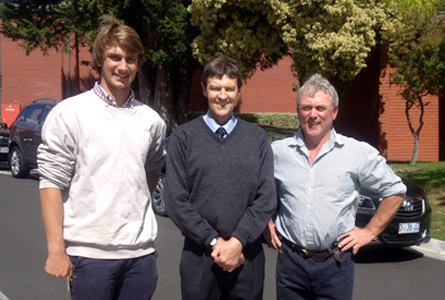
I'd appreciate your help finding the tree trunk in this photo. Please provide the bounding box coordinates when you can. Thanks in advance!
[406,95,424,166]
[137,63,195,135]
[410,133,420,165]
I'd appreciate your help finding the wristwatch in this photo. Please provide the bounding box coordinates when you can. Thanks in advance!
[210,236,220,247]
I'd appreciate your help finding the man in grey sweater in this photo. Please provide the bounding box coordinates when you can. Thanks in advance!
[165,56,276,300]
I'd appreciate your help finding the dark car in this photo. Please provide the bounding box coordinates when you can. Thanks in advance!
[8,98,58,178]
[0,123,9,161]
[151,124,432,248]
[356,179,432,247]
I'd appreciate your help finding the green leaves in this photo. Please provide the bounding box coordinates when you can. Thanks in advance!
[387,8,445,103]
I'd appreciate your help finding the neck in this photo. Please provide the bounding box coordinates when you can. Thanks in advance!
[212,114,232,126]
[99,82,131,107]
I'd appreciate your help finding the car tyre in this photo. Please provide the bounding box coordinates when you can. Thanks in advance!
[9,146,30,178]
[152,175,167,216]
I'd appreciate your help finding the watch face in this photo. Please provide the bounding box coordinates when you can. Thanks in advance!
[210,237,218,246]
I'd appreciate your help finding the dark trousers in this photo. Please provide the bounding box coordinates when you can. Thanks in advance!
[276,242,354,300]
[180,237,265,300]
[69,252,158,300]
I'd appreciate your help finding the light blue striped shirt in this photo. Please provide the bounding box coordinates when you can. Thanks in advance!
[272,129,406,250]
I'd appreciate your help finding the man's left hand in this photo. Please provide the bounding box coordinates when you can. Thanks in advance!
[211,237,245,272]
[337,227,374,255]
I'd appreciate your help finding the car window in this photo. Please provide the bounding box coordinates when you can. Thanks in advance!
[15,108,29,122]
[42,106,53,124]
[25,106,44,125]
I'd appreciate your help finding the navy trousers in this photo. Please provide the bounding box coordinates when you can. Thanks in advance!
[69,252,158,300]
[180,237,265,300]
[276,242,354,300]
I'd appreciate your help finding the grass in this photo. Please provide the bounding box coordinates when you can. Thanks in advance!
[390,162,445,241]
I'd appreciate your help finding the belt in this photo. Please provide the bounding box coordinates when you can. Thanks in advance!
[281,237,342,263]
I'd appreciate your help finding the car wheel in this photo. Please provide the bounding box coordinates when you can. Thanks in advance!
[9,146,30,178]
[152,175,167,216]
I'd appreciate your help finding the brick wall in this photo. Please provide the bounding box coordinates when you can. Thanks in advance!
[1,35,98,107]
[1,36,63,106]
[238,57,297,113]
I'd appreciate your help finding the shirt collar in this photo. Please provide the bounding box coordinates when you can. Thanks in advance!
[203,111,237,134]
[295,128,344,150]
[93,82,135,108]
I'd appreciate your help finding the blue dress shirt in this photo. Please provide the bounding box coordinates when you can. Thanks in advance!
[272,129,407,250]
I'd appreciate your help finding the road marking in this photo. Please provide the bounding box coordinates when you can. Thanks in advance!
[0,290,11,300]
[0,170,10,175]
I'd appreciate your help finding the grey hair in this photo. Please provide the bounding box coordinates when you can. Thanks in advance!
[297,74,339,108]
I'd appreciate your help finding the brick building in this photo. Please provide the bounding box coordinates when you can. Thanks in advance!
[1,35,442,162]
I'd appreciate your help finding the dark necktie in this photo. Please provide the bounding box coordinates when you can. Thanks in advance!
[216,126,227,139]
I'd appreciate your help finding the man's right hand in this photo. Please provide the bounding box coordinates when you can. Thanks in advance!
[45,251,73,280]
[263,219,282,250]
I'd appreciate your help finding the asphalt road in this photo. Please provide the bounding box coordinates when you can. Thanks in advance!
[1,166,445,299]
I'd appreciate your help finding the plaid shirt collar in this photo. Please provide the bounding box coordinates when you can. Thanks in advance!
[93,82,135,108]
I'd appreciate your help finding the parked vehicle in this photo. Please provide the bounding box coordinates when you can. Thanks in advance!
[8,98,58,178]
[152,124,432,248]
[357,179,432,247]
[0,123,9,161]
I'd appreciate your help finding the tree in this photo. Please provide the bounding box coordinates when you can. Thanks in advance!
[283,0,399,107]
[189,0,400,114]
[0,0,198,134]
[188,0,290,78]
[385,7,445,165]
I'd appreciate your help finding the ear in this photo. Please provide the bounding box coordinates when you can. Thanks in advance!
[201,82,208,98]
[333,107,339,120]
[235,88,242,102]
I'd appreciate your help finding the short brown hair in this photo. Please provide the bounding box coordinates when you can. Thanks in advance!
[91,14,144,73]
[201,56,243,90]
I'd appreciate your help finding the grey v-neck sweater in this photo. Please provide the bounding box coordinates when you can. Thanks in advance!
[165,117,276,248]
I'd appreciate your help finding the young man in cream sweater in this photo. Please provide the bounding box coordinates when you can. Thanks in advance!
[37,14,166,300]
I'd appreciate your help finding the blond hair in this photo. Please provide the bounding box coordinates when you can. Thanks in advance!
[91,14,144,73]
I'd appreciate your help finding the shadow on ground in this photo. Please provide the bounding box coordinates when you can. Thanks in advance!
[355,247,423,264]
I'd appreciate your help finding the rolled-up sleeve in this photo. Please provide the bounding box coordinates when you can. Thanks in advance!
[37,107,76,189]
[144,119,166,175]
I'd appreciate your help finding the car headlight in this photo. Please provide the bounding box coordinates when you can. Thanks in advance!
[358,195,376,210]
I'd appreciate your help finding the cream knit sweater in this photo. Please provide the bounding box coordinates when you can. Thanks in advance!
[37,90,166,259]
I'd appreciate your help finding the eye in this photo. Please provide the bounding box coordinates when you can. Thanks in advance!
[126,57,137,64]
[109,55,121,61]
[209,86,221,92]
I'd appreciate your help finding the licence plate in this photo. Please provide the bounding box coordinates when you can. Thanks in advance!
[398,222,420,234]
[0,147,8,153]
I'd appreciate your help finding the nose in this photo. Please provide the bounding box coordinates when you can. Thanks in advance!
[218,88,228,99]
[308,108,317,118]
[117,59,127,71]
